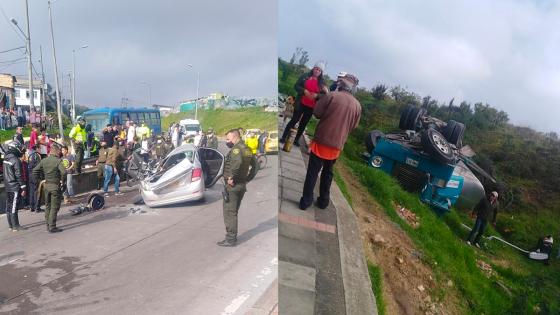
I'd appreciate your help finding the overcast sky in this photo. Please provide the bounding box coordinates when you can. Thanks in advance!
[279,0,560,133]
[1,0,276,108]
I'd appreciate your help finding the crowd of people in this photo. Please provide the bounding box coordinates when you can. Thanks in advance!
[1,113,225,232]
[0,107,56,131]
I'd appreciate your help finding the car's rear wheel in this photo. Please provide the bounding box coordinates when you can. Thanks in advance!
[421,128,454,164]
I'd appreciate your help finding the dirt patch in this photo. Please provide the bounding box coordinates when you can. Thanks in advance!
[336,163,464,315]
[395,203,420,228]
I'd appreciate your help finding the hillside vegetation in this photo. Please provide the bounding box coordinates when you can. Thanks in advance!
[279,58,559,314]
[162,108,277,135]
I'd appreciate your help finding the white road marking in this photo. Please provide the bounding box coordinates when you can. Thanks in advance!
[0,258,20,267]
[221,292,251,315]
[220,256,279,315]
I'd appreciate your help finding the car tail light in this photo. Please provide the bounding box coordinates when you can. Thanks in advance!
[191,168,202,182]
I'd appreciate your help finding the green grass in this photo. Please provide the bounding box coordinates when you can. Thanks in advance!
[334,167,352,208]
[0,125,72,143]
[367,262,387,315]
[162,108,277,135]
[340,138,560,314]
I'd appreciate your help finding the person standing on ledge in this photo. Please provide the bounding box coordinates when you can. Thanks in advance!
[280,61,328,146]
[299,73,361,210]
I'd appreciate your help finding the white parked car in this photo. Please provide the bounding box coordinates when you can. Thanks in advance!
[139,144,224,207]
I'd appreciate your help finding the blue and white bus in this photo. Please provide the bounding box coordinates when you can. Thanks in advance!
[83,107,162,137]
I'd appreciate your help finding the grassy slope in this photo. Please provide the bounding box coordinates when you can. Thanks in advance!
[162,108,277,136]
[339,136,560,314]
[338,125,560,314]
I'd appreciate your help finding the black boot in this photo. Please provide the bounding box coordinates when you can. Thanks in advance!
[7,213,13,230]
[13,213,24,230]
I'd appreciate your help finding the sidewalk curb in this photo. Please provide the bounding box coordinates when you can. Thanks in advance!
[303,135,378,315]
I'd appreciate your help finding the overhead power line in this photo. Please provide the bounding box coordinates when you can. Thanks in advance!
[0,46,26,54]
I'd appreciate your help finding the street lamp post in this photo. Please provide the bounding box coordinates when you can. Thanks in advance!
[187,64,200,120]
[140,82,152,106]
[10,0,34,112]
[48,0,64,141]
[72,45,88,122]
[39,46,47,117]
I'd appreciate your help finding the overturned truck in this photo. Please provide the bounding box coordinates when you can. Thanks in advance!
[364,105,498,213]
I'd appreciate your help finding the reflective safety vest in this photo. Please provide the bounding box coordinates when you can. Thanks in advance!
[137,124,151,140]
[69,124,86,143]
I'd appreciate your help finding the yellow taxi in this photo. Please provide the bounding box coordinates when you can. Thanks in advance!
[264,130,278,153]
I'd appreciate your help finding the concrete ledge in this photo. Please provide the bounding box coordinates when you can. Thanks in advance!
[303,134,377,315]
[331,182,378,315]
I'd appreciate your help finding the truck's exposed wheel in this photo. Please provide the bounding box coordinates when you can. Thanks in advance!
[406,107,426,131]
[442,120,465,147]
[421,128,454,164]
[399,106,413,130]
[399,105,425,130]
[365,130,385,153]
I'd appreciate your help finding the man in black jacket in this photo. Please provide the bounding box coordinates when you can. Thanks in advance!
[3,141,27,231]
[27,144,42,212]
[467,191,499,247]
[13,126,24,145]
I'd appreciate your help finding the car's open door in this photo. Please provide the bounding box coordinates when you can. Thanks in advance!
[199,148,224,188]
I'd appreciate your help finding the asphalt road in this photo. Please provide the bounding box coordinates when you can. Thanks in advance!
[0,144,278,315]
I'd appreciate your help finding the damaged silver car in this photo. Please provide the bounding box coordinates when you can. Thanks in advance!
[139,144,224,207]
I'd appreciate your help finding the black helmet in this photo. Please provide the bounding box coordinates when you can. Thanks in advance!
[6,141,24,157]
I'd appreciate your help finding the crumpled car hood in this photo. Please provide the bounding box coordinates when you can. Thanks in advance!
[142,157,193,191]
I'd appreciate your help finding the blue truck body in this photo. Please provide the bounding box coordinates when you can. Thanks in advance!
[368,137,464,213]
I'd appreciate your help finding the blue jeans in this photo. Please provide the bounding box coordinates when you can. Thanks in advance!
[103,165,120,193]
[467,216,487,244]
[0,116,4,130]
[63,173,74,197]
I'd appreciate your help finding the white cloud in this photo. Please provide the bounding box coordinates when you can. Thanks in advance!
[279,0,560,132]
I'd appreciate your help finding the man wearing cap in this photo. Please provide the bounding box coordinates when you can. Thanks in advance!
[299,73,362,210]
[33,145,66,233]
[329,71,347,91]
[467,191,499,248]
[207,127,218,149]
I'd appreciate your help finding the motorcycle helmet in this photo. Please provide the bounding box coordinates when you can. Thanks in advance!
[6,140,24,157]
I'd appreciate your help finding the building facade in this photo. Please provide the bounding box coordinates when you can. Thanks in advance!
[14,77,43,111]
[0,74,16,109]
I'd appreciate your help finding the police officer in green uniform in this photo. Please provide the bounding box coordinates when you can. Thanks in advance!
[33,145,66,233]
[96,141,108,190]
[217,129,258,247]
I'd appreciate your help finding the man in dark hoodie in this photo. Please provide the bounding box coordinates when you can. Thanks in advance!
[3,141,27,231]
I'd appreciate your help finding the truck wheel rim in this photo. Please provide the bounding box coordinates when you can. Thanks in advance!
[432,133,450,154]
[371,156,383,168]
